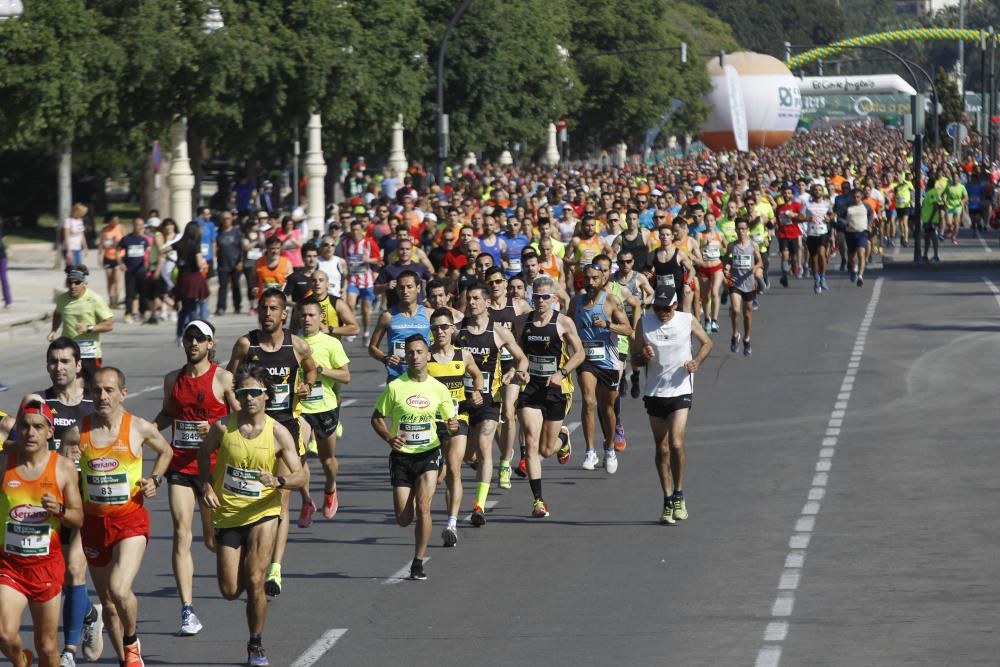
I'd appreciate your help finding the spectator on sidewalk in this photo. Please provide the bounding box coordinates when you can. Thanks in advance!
[173,222,210,344]
[215,211,244,315]
[64,202,89,266]
[118,217,151,323]
[0,222,10,310]
[98,213,125,308]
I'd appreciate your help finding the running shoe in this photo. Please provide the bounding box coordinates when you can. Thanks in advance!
[264,564,282,597]
[297,500,316,528]
[820,277,829,291]
[618,372,628,396]
[779,274,788,288]
[849,270,857,283]
[613,422,627,451]
[604,450,618,475]
[323,490,339,519]
[743,341,752,357]
[762,277,770,291]
[306,436,318,455]
[659,504,676,525]
[60,652,75,667]
[0,383,8,392]
[81,604,103,661]
[730,334,740,353]
[247,643,270,666]
[557,429,572,464]
[582,450,599,470]
[814,282,822,294]
[441,525,458,547]
[752,296,759,311]
[630,371,641,398]
[531,499,550,518]
[711,319,720,333]
[856,276,864,288]
[21,650,33,666]
[515,458,528,477]
[931,256,940,263]
[498,464,512,489]
[672,495,689,521]
[409,562,427,580]
[470,503,486,527]
[178,607,203,636]
[123,639,143,667]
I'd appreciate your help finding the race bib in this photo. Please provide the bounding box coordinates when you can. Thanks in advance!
[657,274,676,287]
[201,243,210,257]
[399,421,433,446]
[733,254,752,270]
[508,257,522,273]
[223,465,263,498]
[779,214,794,226]
[528,354,557,377]
[103,238,115,248]
[126,245,145,259]
[464,371,490,393]
[263,280,280,289]
[348,253,365,274]
[392,340,406,357]
[247,248,263,262]
[78,339,98,359]
[704,247,721,260]
[86,472,131,505]
[4,522,51,557]
[173,420,207,449]
[809,222,828,236]
[585,341,606,362]
[751,232,763,244]
[269,383,290,411]
[303,382,325,403]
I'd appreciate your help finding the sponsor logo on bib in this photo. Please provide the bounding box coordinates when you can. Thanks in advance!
[9,504,49,524]
[88,457,119,472]
[405,395,430,409]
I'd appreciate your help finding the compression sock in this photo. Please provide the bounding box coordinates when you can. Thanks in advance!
[123,633,137,647]
[475,482,489,508]
[673,490,684,499]
[664,496,673,508]
[63,584,90,648]
[529,478,543,500]
[500,458,511,469]
[249,633,262,647]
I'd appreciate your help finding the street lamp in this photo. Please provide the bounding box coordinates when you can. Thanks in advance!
[0,0,23,21]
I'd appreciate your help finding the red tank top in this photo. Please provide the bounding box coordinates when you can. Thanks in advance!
[169,363,228,475]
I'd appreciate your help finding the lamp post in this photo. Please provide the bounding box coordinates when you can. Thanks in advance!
[436,0,474,187]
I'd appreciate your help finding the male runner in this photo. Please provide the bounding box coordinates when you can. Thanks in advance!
[35,339,102,665]
[79,367,172,666]
[844,188,874,287]
[614,249,654,398]
[48,265,115,380]
[500,216,531,279]
[199,365,306,667]
[305,270,359,338]
[427,309,483,546]
[341,219,382,340]
[227,289,317,596]
[804,184,834,293]
[0,399,83,667]
[368,272,431,383]
[565,215,613,293]
[517,276,584,517]
[371,335,458,580]
[569,264,632,473]
[632,285,712,524]
[425,279,464,324]
[154,320,236,636]
[724,219,763,357]
[651,225,694,308]
[298,298,351,519]
[775,184,803,287]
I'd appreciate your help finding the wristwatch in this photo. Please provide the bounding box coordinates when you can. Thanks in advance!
[315,366,325,377]
[86,324,94,333]
[151,474,163,488]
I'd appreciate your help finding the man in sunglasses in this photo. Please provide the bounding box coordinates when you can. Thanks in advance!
[153,320,237,637]
[632,285,712,525]
[517,276,585,518]
[316,234,348,299]
[198,366,306,667]
[48,266,115,382]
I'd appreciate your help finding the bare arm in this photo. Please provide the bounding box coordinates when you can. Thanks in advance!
[323,361,350,385]
[215,367,240,413]
[136,416,173,498]
[368,311,394,364]
[371,409,406,450]
[153,371,178,432]
[292,335,318,398]
[685,318,713,373]
[555,314,586,383]
[331,299,360,337]
[495,325,529,383]
[227,336,250,374]
[51,456,83,530]
[260,422,306,489]
[198,420,226,508]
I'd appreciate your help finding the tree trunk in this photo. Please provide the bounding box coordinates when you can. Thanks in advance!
[57,140,72,244]
[190,124,203,211]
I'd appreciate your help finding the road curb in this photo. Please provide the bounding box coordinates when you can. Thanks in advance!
[0,312,50,335]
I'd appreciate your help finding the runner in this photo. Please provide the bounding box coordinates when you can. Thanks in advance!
[226,288,318,596]
[844,188,874,287]
[425,279,464,324]
[153,320,236,637]
[895,171,914,248]
[651,225,693,309]
[613,249,654,399]
[427,308,483,546]
[568,264,632,474]
[672,218,702,316]
[370,335,459,580]
[79,367,172,666]
[775,184,803,288]
[500,216,531,279]
[35,338,102,666]
[316,235,348,299]
[632,284,712,525]
[696,213,726,331]
[97,215,124,309]
[921,177,944,263]
[305,270,360,339]
[724,219,763,357]
[0,399,83,667]
[368,272,431,383]
[566,215,613,293]
[612,208,651,272]
[804,184,834,294]
[298,298,351,519]
[340,221,382,342]
[48,265,115,381]
[198,365,306,667]
[517,276,584,517]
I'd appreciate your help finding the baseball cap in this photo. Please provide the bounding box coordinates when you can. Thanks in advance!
[183,320,214,339]
[18,398,54,428]
[257,210,269,219]
[652,285,678,308]
[66,265,88,283]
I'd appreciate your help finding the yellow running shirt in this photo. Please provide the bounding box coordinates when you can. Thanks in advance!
[374,373,457,454]
[211,415,282,529]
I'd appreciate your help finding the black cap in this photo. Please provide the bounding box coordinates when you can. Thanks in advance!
[652,284,678,308]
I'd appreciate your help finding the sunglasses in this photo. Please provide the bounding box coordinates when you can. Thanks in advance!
[430,323,452,331]
[487,278,504,285]
[68,280,83,286]
[182,333,209,342]
[532,293,554,301]
[618,258,634,264]
[235,387,267,398]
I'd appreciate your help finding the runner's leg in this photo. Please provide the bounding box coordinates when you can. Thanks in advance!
[0,586,28,663]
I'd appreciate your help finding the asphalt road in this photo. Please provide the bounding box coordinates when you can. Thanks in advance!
[3,265,1000,667]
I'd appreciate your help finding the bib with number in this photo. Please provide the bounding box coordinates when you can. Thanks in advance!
[809,222,828,236]
[399,421,433,446]
[173,420,207,449]
[348,253,366,274]
[392,340,406,357]
[733,254,752,270]
[247,248,263,261]
[303,382,325,404]
[584,340,606,362]
[499,347,513,361]
[779,214,794,226]
[528,354,557,377]
[223,465,263,498]
[508,257,522,272]
[126,245,145,259]
[704,246,721,260]
[657,274,676,287]
[269,383,290,411]
[86,472,131,505]
[201,242,210,257]
[78,339,98,359]
[464,371,490,393]
[4,522,51,557]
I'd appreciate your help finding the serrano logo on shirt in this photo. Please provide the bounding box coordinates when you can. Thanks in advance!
[87,457,119,472]
[9,504,49,524]
[405,395,431,409]
[6,480,21,488]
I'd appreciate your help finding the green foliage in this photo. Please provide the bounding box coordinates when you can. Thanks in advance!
[935,66,964,135]
[692,0,843,58]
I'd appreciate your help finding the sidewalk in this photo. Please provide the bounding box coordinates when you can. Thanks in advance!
[882,226,1000,270]
[1,243,92,334]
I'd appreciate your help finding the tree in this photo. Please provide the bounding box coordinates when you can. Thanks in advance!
[935,66,963,138]
[691,0,843,59]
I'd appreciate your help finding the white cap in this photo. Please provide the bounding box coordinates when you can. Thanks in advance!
[183,320,214,339]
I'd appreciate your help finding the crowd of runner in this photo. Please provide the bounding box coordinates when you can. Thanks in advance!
[1,122,996,667]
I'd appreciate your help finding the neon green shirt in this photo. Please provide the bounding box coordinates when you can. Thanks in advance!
[374,373,457,454]
[530,236,565,259]
[895,181,914,207]
[54,288,113,360]
[299,332,350,414]
[944,184,967,211]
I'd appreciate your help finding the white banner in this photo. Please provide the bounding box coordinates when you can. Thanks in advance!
[725,65,749,152]
[798,75,916,97]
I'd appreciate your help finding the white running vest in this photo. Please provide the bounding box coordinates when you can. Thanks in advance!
[641,310,694,397]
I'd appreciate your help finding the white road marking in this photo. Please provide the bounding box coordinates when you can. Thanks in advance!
[983,277,1000,309]
[340,398,357,407]
[755,277,882,667]
[566,421,581,434]
[125,385,160,401]
[382,557,430,585]
[974,230,993,252]
[289,628,349,667]
[464,499,499,522]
